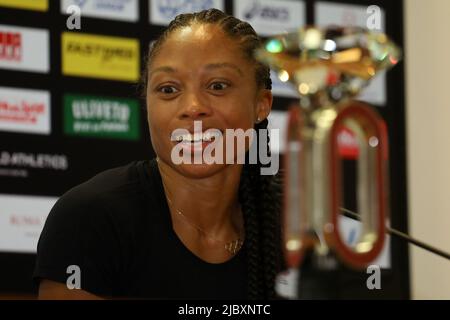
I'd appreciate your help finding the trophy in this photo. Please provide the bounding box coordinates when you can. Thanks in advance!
[255,27,401,278]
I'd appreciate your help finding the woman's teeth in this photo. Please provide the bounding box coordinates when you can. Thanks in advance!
[175,132,216,143]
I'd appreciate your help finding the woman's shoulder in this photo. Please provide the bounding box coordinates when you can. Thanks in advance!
[71,160,145,197]
[38,159,165,255]
[34,160,159,295]
[50,159,159,221]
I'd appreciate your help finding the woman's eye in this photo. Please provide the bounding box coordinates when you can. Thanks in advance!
[157,86,179,94]
[208,82,229,91]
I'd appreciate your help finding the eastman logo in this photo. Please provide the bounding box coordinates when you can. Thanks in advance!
[62,32,140,82]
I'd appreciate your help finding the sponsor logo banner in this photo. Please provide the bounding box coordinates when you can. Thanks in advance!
[150,0,224,26]
[316,1,385,31]
[0,24,49,73]
[315,1,387,106]
[61,0,139,22]
[64,94,140,140]
[62,32,140,82]
[233,0,306,36]
[0,86,51,135]
[0,0,48,11]
[0,194,57,253]
[0,151,69,179]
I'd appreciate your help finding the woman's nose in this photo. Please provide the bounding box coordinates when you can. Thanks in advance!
[179,91,212,120]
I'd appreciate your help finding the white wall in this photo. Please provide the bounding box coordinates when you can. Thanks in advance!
[405,0,450,299]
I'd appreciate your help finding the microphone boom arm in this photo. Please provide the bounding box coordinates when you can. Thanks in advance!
[340,207,450,261]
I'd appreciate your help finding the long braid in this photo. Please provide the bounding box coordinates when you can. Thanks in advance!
[256,119,283,299]
[143,8,283,299]
[239,161,264,299]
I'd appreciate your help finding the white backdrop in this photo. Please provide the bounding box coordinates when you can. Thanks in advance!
[406,0,450,300]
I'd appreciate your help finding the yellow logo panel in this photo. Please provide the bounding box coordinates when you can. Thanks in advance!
[0,0,48,11]
[62,32,140,83]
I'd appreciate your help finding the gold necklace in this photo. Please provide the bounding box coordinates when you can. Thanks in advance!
[156,157,244,255]
[165,196,244,255]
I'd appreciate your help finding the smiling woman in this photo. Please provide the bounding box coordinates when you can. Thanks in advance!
[33,8,283,300]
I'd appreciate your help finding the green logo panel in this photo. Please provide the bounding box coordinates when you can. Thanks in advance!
[64,94,140,141]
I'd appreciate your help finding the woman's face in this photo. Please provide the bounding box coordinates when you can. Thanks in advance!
[147,23,272,178]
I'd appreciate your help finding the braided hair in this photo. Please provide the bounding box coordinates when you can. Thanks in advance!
[143,8,283,300]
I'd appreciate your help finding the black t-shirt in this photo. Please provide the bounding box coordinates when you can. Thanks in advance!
[33,158,248,299]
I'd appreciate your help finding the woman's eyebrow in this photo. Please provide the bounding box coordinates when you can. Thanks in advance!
[149,63,243,78]
[204,63,243,76]
[149,66,177,78]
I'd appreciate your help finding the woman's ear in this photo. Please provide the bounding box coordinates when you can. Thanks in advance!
[255,89,273,124]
